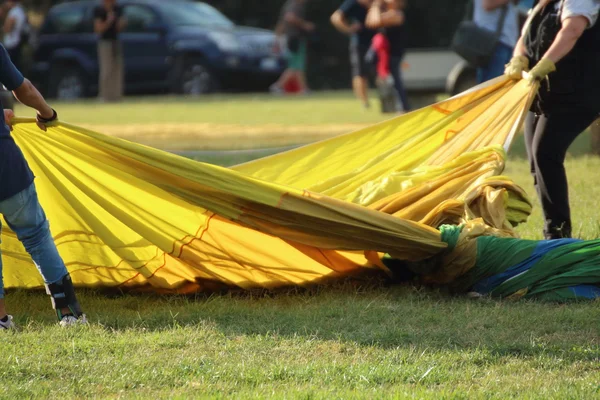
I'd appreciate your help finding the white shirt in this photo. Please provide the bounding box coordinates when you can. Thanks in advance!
[3,5,27,50]
[474,1,520,48]
[560,0,600,27]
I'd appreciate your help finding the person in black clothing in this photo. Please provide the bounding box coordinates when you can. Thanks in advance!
[94,0,126,102]
[504,0,600,239]
[366,0,410,113]
[331,0,375,109]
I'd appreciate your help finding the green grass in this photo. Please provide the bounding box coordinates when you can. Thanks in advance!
[41,91,390,126]
[3,94,600,399]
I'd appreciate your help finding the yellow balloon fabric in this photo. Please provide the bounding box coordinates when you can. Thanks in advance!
[2,77,536,293]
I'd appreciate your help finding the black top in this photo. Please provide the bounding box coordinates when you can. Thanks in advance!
[94,5,123,41]
[385,23,406,57]
[525,0,600,113]
[0,44,33,202]
[338,0,375,48]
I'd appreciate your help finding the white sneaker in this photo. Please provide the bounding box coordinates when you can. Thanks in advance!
[269,83,284,95]
[59,314,88,327]
[0,315,15,330]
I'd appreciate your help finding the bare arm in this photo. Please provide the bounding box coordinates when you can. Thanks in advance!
[12,78,53,118]
[542,16,588,63]
[513,36,527,56]
[117,16,126,32]
[330,10,360,34]
[284,12,314,32]
[366,8,404,29]
[482,0,511,12]
[3,16,15,34]
[94,12,116,35]
[94,18,110,34]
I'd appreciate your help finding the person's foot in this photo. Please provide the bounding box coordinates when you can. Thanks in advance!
[363,101,371,110]
[544,226,572,240]
[269,83,284,95]
[0,315,15,330]
[59,314,88,328]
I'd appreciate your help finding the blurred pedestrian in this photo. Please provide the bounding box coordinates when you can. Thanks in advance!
[2,0,28,71]
[271,0,315,94]
[474,0,520,83]
[331,0,375,109]
[366,0,410,113]
[0,43,86,329]
[94,0,126,102]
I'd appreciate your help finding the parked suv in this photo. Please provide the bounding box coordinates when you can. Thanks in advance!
[30,0,286,99]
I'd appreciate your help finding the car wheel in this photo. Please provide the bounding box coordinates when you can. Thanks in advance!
[176,58,219,96]
[49,65,88,100]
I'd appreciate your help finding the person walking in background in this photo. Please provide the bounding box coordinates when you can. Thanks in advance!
[366,0,410,113]
[94,0,126,102]
[0,43,86,329]
[474,0,519,83]
[271,0,315,94]
[331,0,375,109]
[2,0,28,71]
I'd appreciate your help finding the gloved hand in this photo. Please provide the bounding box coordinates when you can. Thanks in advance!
[526,58,556,85]
[504,55,529,80]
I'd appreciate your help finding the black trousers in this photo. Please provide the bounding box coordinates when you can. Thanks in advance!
[524,109,599,239]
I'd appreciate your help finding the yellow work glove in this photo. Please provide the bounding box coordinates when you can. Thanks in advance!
[504,55,529,80]
[526,58,556,85]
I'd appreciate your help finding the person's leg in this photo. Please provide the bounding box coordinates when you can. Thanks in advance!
[114,41,124,101]
[523,111,541,197]
[271,68,296,92]
[350,44,369,108]
[528,110,599,238]
[389,55,410,112]
[476,67,487,84]
[271,42,301,92]
[1,184,84,319]
[105,41,119,102]
[478,43,513,83]
[0,217,5,319]
[98,41,111,101]
[353,76,369,107]
[295,41,308,93]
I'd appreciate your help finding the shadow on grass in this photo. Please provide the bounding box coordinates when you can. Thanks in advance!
[9,280,599,362]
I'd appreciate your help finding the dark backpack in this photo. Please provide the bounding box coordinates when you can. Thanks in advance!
[451,0,509,67]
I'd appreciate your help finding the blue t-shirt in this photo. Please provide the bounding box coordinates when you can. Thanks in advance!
[338,0,375,47]
[0,43,30,202]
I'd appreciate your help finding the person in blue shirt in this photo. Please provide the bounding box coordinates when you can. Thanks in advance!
[0,43,86,330]
[331,0,376,109]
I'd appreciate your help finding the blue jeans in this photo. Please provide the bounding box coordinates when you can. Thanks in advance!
[390,55,411,112]
[477,42,514,84]
[0,183,68,298]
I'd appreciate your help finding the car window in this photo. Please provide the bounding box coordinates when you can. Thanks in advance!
[123,5,159,33]
[42,7,87,34]
[156,2,234,28]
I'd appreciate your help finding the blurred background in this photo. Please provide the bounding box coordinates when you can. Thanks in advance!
[5,0,529,102]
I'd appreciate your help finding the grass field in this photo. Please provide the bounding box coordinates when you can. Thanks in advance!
[3,93,600,399]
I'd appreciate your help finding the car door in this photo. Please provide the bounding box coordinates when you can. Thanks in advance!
[120,4,170,87]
